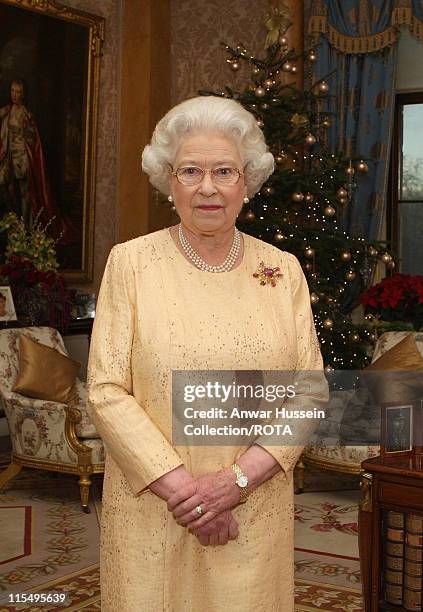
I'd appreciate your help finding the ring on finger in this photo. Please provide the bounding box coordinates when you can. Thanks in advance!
[195,505,204,516]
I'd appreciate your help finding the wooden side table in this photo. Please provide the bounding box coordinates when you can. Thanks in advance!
[359,455,423,612]
[0,318,93,341]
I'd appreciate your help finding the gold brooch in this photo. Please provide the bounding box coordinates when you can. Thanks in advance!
[253,262,283,287]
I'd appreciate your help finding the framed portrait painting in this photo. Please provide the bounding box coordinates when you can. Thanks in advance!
[0,0,104,282]
[381,403,414,458]
[0,285,17,321]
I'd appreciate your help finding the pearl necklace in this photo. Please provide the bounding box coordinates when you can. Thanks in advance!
[178,224,241,273]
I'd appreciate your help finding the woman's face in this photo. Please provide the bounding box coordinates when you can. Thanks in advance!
[10,82,24,106]
[170,131,246,235]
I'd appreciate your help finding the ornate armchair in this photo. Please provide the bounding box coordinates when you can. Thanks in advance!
[295,331,423,492]
[0,326,104,511]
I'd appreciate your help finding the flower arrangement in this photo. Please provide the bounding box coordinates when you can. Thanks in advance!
[361,273,423,331]
[0,212,72,327]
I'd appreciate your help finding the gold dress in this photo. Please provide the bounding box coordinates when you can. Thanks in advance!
[87,228,324,612]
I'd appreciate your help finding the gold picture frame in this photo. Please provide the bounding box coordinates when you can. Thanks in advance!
[0,0,105,282]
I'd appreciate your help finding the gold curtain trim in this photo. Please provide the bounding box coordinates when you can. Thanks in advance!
[309,9,423,53]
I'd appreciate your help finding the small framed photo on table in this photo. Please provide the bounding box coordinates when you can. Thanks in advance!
[381,403,414,458]
[0,286,17,322]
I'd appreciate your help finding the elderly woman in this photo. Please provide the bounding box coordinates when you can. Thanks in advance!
[88,95,326,611]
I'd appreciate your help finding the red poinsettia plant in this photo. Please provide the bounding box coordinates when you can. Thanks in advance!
[361,273,423,331]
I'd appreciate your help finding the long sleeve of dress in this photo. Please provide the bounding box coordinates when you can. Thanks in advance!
[255,252,328,473]
[87,244,183,495]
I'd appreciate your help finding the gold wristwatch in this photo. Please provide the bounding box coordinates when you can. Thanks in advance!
[231,463,249,503]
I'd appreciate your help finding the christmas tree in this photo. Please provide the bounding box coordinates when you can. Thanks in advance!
[200,11,394,370]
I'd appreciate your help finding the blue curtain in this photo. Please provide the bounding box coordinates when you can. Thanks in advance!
[305,0,423,240]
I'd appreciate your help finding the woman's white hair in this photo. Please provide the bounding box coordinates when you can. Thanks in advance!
[141,95,274,197]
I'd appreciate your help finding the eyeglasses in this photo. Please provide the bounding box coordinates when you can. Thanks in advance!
[172,166,244,186]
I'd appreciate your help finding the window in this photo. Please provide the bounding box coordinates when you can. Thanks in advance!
[388,93,423,274]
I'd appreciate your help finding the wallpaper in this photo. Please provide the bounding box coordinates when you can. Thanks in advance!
[171,0,270,104]
[63,0,121,293]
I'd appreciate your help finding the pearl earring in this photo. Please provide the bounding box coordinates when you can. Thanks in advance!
[243,195,250,204]
[168,195,174,203]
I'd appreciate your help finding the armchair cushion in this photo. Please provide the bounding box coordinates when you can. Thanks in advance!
[366,333,423,403]
[372,331,423,362]
[367,333,423,372]
[0,327,100,442]
[13,335,81,404]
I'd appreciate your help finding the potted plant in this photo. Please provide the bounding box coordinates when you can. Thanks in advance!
[0,212,72,327]
[361,273,423,332]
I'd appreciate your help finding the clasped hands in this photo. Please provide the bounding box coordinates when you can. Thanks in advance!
[167,469,241,547]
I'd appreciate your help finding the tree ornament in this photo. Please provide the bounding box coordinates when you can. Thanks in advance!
[304,247,315,258]
[310,292,319,304]
[305,133,317,145]
[255,86,266,97]
[345,270,356,281]
[340,251,352,262]
[338,197,348,206]
[345,165,355,176]
[230,61,240,71]
[252,66,261,76]
[324,205,336,217]
[368,246,378,257]
[357,160,369,173]
[291,113,309,128]
[291,66,298,74]
[387,260,396,270]
[305,193,314,203]
[309,50,317,62]
[304,262,313,271]
[350,332,360,342]
[245,210,255,221]
[256,119,264,128]
[292,192,304,202]
[323,318,334,329]
[322,118,331,128]
[274,231,285,242]
[381,252,392,263]
[264,186,274,195]
[264,78,274,89]
[282,61,292,72]
[337,187,348,199]
[318,81,329,93]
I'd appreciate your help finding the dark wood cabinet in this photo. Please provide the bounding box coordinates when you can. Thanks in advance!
[0,318,93,340]
[359,456,423,612]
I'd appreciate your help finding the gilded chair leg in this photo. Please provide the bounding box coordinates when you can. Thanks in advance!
[79,474,91,513]
[0,462,22,490]
[294,459,305,494]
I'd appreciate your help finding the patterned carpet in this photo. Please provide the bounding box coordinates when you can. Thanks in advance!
[0,455,363,611]
[294,490,363,611]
